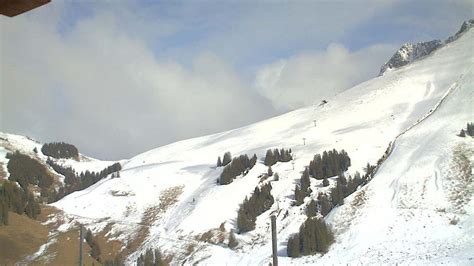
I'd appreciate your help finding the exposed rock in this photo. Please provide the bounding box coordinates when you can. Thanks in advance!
[379,19,473,76]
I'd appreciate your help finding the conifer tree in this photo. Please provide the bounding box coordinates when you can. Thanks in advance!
[222,152,232,166]
[267,166,273,177]
[306,199,317,217]
[273,172,280,181]
[318,193,332,217]
[287,234,300,257]
[322,177,329,187]
[217,156,222,167]
[467,122,474,136]
[228,230,238,249]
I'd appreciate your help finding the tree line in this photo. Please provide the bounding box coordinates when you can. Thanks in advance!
[237,182,274,233]
[41,142,79,159]
[46,159,121,201]
[219,154,257,185]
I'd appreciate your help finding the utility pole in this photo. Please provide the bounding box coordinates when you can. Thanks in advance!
[79,224,83,266]
[271,215,278,266]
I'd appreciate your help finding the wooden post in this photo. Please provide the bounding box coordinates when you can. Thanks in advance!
[271,215,278,266]
[79,224,83,266]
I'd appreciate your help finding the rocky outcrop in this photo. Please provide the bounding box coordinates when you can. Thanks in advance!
[379,19,473,76]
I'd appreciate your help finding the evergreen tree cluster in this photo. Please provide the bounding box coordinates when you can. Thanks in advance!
[307,172,366,219]
[136,247,165,266]
[41,142,79,159]
[459,122,474,137]
[85,229,101,262]
[7,151,53,190]
[217,151,232,167]
[46,158,76,185]
[294,168,311,206]
[219,154,257,185]
[287,217,334,257]
[264,148,293,166]
[237,183,274,233]
[0,180,41,225]
[467,123,474,136]
[46,160,121,201]
[308,149,351,179]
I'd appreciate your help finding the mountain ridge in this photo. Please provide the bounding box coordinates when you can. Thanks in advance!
[379,19,474,76]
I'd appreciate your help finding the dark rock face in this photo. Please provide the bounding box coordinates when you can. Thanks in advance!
[379,19,473,76]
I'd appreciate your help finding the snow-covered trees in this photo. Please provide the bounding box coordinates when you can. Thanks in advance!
[41,142,79,159]
[264,148,292,166]
[237,183,274,232]
[219,154,257,185]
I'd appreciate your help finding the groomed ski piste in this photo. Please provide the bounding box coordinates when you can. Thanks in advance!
[2,26,472,265]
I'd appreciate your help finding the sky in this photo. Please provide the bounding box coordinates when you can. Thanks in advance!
[1,0,472,160]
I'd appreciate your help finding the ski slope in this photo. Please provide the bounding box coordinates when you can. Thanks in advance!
[46,27,474,264]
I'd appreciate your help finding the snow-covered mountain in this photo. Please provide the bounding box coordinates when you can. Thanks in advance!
[379,19,474,76]
[46,24,473,264]
[2,22,473,265]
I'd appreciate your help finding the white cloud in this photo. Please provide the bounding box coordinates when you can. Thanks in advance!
[0,9,274,159]
[255,43,397,110]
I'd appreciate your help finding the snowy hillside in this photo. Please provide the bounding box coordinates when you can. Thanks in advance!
[0,132,117,184]
[20,26,474,264]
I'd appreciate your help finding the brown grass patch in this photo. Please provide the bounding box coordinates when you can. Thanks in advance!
[197,229,225,245]
[0,212,49,264]
[34,228,99,266]
[159,185,184,212]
